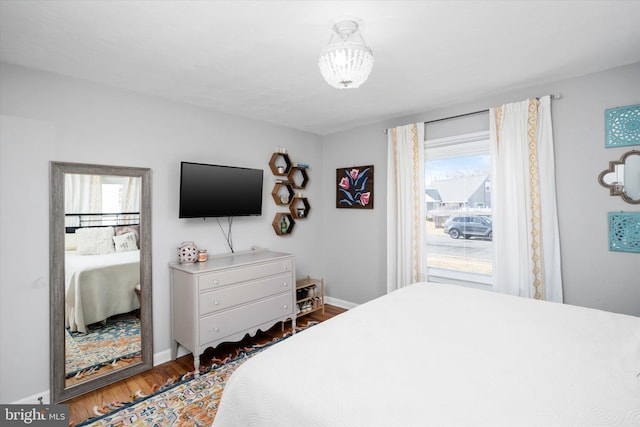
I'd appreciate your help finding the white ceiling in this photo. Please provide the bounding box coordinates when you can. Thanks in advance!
[1,1,639,135]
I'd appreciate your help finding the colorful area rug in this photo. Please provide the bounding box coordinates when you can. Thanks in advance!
[76,325,313,427]
[66,317,141,379]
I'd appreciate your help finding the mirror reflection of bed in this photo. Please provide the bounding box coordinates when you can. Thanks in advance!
[63,175,142,387]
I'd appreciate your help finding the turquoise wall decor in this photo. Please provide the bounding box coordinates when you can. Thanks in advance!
[608,212,640,253]
[605,104,640,148]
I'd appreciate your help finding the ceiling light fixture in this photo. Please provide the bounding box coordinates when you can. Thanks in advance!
[318,19,374,89]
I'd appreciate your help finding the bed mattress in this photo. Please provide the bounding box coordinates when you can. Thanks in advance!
[213,282,640,427]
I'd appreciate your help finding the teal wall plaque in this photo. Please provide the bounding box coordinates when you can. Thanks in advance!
[608,212,640,253]
[605,104,640,148]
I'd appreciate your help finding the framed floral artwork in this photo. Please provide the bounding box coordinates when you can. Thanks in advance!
[336,165,374,209]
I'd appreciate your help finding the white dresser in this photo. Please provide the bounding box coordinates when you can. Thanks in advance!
[169,249,295,373]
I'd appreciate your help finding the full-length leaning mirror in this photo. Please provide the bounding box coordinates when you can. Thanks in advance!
[50,162,152,403]
[598,150,640,204]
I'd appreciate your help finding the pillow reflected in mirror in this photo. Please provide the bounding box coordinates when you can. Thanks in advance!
[75,227,115,255]
[113,231,138,252]
[115,225,140,246]
[64,233,77,251]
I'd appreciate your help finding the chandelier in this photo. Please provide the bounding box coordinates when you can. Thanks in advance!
[318,19,374,89]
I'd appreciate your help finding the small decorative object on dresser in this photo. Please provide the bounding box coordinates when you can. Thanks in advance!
[177,241,198,264]
[295,276,325,318]
[169,249,296,375]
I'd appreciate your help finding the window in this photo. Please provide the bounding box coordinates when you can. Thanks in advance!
[425,131,493,289]
[101,183,124,213]
[99,176,130,225]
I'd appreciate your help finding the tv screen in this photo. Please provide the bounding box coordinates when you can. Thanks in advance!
[179,162,263,218]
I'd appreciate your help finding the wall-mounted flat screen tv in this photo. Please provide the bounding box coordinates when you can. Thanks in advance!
[179,161,263,218]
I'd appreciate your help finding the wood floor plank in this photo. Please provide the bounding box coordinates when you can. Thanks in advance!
[65,304,346,425]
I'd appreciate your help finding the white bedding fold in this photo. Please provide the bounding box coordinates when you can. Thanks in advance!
[214,282,640,427]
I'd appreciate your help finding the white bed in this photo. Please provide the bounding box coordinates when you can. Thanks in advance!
[214,282,640,427]
[65,250,140,333]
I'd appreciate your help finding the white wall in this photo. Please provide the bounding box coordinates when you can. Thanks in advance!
[322,62,640,316]
[0,115,54,403]
[0,63,323,403]
[321,125,389,303]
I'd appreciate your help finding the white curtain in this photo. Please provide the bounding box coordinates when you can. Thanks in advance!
[489,96,563,302]
[64,174,102,213]
[386,123,427,293]
[120,176,141,225]
[122,177,141,212]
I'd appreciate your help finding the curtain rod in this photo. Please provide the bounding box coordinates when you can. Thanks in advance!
[424,108,488,125]
[383,93,562,134]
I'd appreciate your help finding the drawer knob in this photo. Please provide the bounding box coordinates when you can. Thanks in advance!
[283,304,288,309]
[282,282,288,287]
[213,327,220,332]
[282,266,288,270]
[213,299,220,306]
[213,279,219,284]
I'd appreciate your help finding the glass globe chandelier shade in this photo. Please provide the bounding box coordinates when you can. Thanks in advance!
[319,20,374,89]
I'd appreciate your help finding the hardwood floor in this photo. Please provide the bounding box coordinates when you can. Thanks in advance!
[64,304,347,426]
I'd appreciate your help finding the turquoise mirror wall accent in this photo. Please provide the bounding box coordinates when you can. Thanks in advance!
[608,212,640,253]
[605,104,640,148]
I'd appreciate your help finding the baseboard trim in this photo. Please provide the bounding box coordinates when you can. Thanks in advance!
[153,349,173,367]
[11,390,50,405]
[153,346,191,367]
[324,296,358,310]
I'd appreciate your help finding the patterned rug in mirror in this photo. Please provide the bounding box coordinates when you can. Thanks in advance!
[65,316,141,379]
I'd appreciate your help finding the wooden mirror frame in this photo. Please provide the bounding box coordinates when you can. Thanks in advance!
[49,161,153,403]
[597,150,640,205]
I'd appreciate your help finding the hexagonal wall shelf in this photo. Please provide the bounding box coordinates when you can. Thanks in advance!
[271,182,295,205]
[269,151,311,236]
[269,153,292,176]
[289,196,310,219]
[287,166,309,189]
[272,212,295,235]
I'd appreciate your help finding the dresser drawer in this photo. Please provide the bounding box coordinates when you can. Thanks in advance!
[200,293,293,345]
[198,259,293,291]
[199,273,293,315]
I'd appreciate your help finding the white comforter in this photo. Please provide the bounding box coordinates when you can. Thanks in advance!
[214,282,640,427]
[65,250,140,333]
